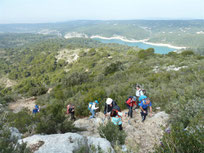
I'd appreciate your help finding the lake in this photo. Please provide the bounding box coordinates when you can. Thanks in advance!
[93,38,177,54]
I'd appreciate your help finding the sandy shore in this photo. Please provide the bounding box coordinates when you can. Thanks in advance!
[90,35,186,50]
[90,35,149,43]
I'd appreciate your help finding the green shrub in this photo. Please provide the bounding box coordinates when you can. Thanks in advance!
[73,138,104,153]
[155,122,204,153]
[15,78,47,96]
[104,61,123,76]
[28,86,47,96]
[7,109,34,133]
[181,50,194,56]
[63,72,89,87]
[138,48,154,59]
[88,48,96,56]
[0,116,30,153]
[36,102,80,134]
[51,85,65,100]
[98,121,127,145]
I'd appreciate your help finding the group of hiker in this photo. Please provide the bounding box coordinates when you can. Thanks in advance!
[66,84,153,130]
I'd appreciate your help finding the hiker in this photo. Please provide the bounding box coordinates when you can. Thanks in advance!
[32,104,40,114]
[104,98,120,116]
[88,100,99,119]
[67,104,76,121]
[135,84,144,106]
[140,97,152,122]
[110,109,123,130]
[126,96,137,118]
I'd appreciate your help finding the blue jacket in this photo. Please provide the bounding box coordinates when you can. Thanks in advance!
[140,100,152,109]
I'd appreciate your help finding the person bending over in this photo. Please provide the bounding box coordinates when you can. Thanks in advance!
[140,98,152,122]
[110,109,123,130]
[104,98,120,117]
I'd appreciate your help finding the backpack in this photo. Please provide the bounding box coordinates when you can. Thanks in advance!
[88,102,93,111]
[112,109,122,118]
[142,89,146,95]
[112,105,121,112]
[126,98,132,105]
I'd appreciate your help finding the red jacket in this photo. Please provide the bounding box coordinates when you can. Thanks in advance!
[126,98,136,107]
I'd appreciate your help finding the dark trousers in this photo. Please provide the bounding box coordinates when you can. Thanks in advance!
[119,124,123,131]
[136,96,140,108]
[126,104,133,118]
[141,108,148,121]
[70,112,76,121]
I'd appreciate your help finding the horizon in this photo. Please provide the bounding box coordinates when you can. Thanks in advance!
[1,18,204,25]
[0,0,204,24]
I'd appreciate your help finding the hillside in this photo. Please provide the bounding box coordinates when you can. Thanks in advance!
[1,20,204,48]
[0,38,204,152]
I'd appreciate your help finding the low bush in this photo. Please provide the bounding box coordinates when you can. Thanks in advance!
[181,50,194,56]
[98,121,127,145]
[0,114,30,153]
[36,102,80,134]
[7,109,35,133]
[104,61,123,76]
[63,72,89,87]
[73,137,104,153]
[138,48,154,59]
[155,122,204,153]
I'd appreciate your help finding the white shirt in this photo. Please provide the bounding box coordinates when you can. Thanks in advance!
[91,103,98,110]
[136,89,144,97]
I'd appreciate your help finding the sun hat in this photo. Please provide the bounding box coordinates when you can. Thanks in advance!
[106,98,113,105]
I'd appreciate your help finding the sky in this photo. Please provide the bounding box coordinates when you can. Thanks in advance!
[0,0,204,24]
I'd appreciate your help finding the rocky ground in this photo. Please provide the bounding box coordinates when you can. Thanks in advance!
[74,109,169,153]
[18,108,169,153]
[19,133,114,153]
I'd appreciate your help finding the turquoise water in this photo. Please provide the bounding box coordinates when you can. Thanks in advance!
[93,38,176,54]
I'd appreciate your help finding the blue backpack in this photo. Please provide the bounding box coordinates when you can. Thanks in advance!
[88,102,93,111]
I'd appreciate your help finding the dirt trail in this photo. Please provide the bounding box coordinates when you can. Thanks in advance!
[74,109,169,153]
[9,97,36,113]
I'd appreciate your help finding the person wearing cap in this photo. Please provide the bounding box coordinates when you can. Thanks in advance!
[104,98,120,116]
[89,100,99,119]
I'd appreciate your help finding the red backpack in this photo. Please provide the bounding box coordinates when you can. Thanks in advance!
[126,97,136,107]
[126,98,132,106]
[112,109,122,118]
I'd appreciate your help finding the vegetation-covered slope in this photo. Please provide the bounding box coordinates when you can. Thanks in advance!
[0,37,203,152]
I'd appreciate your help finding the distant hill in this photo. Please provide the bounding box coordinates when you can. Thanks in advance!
[0,20,204,48]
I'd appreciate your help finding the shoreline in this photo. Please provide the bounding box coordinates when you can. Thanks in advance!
[90,35,186,50]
